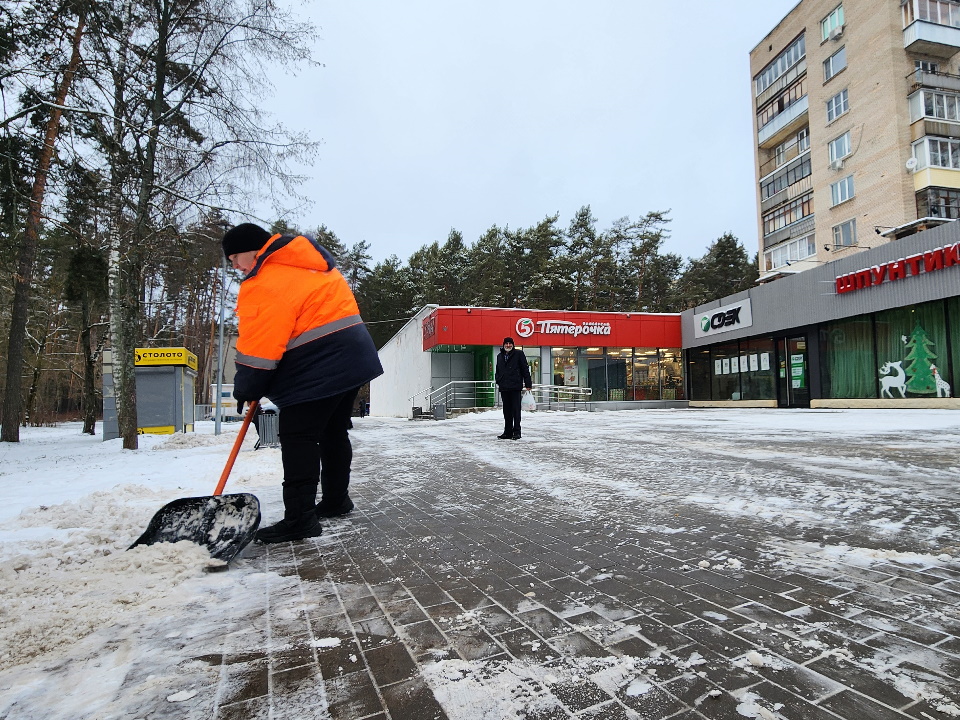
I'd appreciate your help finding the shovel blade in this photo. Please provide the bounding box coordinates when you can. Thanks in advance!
[130,493,261,563]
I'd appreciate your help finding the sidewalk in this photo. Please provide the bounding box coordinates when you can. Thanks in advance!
[212,410,960,720]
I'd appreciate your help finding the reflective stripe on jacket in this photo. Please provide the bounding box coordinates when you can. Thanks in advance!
[233,234,383,407]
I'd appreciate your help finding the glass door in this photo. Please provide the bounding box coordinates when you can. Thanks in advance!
[777,336,810,407]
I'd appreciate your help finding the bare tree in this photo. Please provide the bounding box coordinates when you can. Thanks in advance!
[81,0,317,448]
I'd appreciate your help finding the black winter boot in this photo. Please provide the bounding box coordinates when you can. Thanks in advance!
[315,495,354,518]
[256,483,323,543]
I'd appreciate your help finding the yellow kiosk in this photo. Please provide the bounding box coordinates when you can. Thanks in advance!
[102,347,198,440]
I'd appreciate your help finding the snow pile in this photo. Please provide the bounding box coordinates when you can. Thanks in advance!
[1,492,220,667]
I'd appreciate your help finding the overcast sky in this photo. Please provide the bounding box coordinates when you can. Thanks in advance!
[266,0,802,265]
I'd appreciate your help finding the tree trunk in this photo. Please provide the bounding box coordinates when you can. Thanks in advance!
[106,0,140,450]
[1,14,86,442]
[24,325,49,427]
[80,298,98,435]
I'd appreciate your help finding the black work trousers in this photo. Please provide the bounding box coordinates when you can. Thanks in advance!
[277,388,359,505]
[500,388,522,436]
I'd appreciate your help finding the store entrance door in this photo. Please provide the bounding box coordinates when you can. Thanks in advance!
[777,336,810,408]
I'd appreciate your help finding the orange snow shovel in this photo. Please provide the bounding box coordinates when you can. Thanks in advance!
[130,401,262,564]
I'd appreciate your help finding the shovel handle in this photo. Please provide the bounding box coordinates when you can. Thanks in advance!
[213,400,259,496]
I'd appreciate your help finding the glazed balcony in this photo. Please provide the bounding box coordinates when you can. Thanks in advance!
[757,95,808,148]
[903,0,960,57]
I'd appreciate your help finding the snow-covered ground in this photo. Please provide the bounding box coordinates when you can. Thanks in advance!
[1,408,959,719]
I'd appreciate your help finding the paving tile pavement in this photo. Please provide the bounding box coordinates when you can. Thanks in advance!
[208,413,960,720]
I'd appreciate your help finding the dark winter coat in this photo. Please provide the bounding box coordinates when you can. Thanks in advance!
[495,349,532,391]
[232,234,383,409]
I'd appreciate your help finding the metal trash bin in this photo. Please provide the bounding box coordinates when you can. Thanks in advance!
[255,410,280,449]
[432,403,446,420]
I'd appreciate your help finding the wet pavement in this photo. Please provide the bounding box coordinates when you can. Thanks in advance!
[209,409,960,720]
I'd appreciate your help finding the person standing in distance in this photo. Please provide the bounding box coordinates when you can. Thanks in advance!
[223,223,383,543]
[495,337,532,440]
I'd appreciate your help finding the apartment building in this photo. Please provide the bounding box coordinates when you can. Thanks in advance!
[751,0,960,281]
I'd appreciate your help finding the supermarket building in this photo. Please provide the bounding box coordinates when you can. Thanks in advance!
[371,307,685,417]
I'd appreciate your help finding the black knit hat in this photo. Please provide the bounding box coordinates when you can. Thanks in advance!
[222,223,272,258]
[502,337,515,346]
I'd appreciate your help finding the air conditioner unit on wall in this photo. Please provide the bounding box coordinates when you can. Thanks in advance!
[829,158,844,170]
[829,25,844,40]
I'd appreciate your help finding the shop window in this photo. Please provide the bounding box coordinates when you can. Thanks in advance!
[580,347,606,401]
[711,343,742,400]
[605,348,632,401]
[632,349,659,400]
[551,348,578,386]
[687,348,712,400]
[659,349,685,400]
[820,317,877,398]
[875,303,949,398]
[738,339,777,400]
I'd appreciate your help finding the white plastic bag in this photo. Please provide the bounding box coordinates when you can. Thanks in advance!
[521,390,536,412]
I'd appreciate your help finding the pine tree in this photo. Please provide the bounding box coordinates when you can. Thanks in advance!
[904,324,938,395]
[672,232,758,310]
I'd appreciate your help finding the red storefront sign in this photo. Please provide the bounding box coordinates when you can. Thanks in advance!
[835,241,960,294]
[421,307,682,351]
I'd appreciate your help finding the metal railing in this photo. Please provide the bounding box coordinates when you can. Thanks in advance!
[907,67,960,93]
[410,381,593,415]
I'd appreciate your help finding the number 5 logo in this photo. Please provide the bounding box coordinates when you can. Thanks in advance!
[516,318,534,338]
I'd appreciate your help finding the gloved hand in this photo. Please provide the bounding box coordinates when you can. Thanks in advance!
[237,400,245,415]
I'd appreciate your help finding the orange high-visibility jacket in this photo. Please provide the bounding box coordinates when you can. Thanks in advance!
[232,234,382,408]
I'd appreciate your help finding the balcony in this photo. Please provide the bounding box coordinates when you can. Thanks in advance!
[908,68,960,93]
[755,58,807,110]
[910,118,960,142]
[760,173,813,214]
[758,96,808,148]
[763,215,815,250]
[904,20,960,57]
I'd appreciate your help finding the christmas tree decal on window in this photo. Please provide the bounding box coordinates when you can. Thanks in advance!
[904,323,938,395]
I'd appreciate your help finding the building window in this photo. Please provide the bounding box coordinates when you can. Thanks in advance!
[761,155,812,199]
[822,5,845,40]
[824,46,847,81]
[763,193,814,236]
[755,34,806,96]
[832,218,856,246]
[830,175,855,206]
[798,128,810,151]
[764,234,817,271]
[828,132,852,163]
[917,187,960,218]
[916,60,941,73]
[913,136,960,169]
[826,89,849,122]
